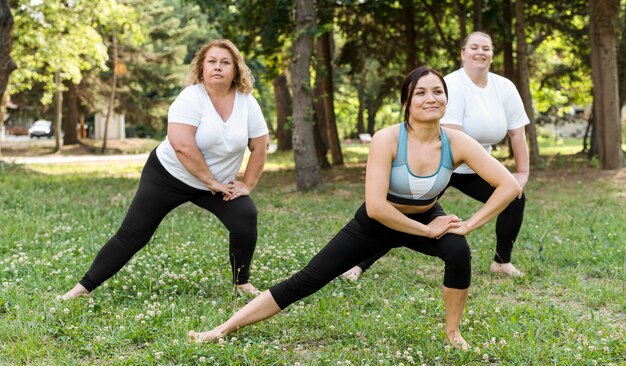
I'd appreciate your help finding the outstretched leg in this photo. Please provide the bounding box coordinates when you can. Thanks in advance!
[62,151,193,298]
[188,290,281,342]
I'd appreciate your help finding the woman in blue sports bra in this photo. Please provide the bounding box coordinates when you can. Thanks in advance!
[188,66,521,350]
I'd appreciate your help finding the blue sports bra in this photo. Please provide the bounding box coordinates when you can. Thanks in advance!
[387,123,454,206]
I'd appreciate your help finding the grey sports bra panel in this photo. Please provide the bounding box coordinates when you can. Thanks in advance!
[387,123,454,206]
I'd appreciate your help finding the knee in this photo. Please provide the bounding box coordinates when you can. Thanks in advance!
[225,204,257,240]
[441,235,471,289]
[115,225,152,249]
[442,234,471,262]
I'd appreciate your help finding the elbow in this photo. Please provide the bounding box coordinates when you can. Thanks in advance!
[508,179,522,200]
[171,140,192,157]
[365,200,386,221]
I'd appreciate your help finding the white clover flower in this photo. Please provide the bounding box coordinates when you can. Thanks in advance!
[49,307,56,314]
[63,308,70,315]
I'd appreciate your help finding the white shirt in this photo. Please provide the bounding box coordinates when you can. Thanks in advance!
[156,84,269,190]
[442,68,529,174]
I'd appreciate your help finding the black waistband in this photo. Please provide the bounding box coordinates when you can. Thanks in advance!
[386,193,437,206]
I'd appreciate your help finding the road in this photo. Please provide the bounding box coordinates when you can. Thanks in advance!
[0,153,149,165]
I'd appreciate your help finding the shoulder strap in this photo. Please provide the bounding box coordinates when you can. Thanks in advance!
[393,123,408,166]
[440,127,454,170]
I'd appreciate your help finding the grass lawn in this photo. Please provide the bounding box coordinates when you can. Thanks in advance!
[0,142,624,365]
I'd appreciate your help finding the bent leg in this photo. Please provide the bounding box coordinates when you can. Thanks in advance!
[449,173,525,270]
[494,192,525,263]
[194,195,258,285]
[443,286,469,350]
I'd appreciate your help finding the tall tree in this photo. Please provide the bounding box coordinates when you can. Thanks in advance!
[273,71,293,151]
[9,0,142,150]
[589,0,623,169]
[514,0,542,166]
[0,0,16,143]
[292,0,323,191]
[315,0,343,166]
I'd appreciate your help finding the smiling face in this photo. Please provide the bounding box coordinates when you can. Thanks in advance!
[461,33,493,72]
[407,73,447,124]
[202,46,236,89]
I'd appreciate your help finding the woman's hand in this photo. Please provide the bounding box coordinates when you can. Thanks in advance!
[206,180,229,196]
[446,221,472,237]
[427,215,462,239]
[223,180,250,201]
[512,171,528,198]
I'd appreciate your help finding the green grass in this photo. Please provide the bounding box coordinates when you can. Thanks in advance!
[0,144,624,365]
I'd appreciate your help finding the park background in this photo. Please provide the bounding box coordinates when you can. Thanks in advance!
[1,0,625,365]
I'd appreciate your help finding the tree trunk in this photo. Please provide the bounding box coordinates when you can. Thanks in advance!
[589,0,623,169]
[63,80,79,145]
[356,69,366,135]
[313,67,330,169]
[53,70,63,153]
[401,0,417,73]
[514,0,542,167]
[502,0,515,81]
[473,0,482,31]
[366,97,382,136]
[292,0,323,191]
[0,91,6,147]
[273,72,293,151]
[102,34,118,153]
[0,0,16,143]
[619,2,626,110]
[453,0,467,56]
[316,31,343,166]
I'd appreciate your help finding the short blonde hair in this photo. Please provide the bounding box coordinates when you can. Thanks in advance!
[185,39,254,93]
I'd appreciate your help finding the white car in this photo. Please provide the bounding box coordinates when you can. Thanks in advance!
[29,120,53,138]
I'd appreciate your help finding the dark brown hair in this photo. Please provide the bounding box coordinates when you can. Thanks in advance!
[400,66,448,125]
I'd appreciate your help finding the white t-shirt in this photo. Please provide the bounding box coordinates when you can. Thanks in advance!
[156,84,269,190]
[442,68,529,174]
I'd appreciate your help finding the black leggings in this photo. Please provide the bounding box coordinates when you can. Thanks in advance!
[355,172,525,272]
[79,150,258,291]
[269,203,471,309]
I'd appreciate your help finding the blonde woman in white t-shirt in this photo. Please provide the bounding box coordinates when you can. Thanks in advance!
[62,39,270,300]
[343,31,529,280]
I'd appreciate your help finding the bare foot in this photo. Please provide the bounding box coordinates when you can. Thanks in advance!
[446,330,469,351]
[341,266,363,282]
[188,330,223,343]
[490,262,524,277]
[236,283,262,297]
[60,283,91,300]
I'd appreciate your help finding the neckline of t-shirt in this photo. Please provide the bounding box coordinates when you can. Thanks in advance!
[460,68,490,92]
[202,85,238,124]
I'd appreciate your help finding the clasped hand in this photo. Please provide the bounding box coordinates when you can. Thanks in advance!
[427,214,470,238]
[206,180,250,201]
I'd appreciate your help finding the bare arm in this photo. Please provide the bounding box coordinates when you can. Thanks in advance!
[364,127,460,238]
[508,126,530,196]
[447,129,522,235]
[167,122,228,194]
[224,134,270,201]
